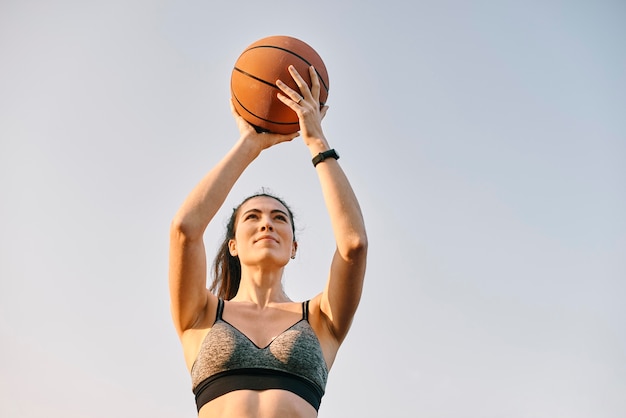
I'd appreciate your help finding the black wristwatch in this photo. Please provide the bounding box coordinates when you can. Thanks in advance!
[312,149,340,167]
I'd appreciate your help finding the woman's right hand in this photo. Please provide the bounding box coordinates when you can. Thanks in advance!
[230,100,300,153]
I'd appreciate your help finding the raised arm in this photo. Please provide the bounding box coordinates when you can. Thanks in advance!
[277,66,368,345]
[169,106,298,337]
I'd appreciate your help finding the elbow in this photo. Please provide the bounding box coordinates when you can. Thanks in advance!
[170,214,203,242]
[341,232,368,261]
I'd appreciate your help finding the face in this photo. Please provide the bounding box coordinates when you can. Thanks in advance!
[229,196,297,267]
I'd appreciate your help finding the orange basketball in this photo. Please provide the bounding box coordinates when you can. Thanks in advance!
[230,35,330,134]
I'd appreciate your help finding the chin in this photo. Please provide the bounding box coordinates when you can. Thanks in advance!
[242,253,291,268]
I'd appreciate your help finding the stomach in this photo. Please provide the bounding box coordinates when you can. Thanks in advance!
[198,389,318,418]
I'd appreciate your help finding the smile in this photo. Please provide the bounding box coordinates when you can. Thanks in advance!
[255,235,278,243]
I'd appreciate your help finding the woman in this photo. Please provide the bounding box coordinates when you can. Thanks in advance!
[169,65,368,417]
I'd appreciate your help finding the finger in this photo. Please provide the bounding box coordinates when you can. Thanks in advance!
[276,91,302,111]
[230,99,249,123]
[276,79,304,105]
[287,65,312,99]
[229,99,239,117]
[230,98,258,133]
[230,99,246,125]
[266,130,300,144]
[320,105,329,120]
[309,66,320,101]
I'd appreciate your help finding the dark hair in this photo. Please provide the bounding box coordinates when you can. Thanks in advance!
[209,192,296,300]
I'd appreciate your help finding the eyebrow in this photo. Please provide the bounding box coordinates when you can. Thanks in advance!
[242,208,290,218]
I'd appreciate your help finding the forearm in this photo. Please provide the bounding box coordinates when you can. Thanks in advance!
[308,137,368,258]
[172,138,261,239]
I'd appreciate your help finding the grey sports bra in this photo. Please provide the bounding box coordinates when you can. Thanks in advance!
[191,299,328,412]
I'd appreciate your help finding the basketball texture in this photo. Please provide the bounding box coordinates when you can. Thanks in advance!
[231,36,329,134]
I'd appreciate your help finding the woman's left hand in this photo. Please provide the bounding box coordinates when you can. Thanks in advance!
[276,65,329,144]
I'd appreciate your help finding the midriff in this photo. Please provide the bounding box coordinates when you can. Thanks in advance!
[198,388,318,418]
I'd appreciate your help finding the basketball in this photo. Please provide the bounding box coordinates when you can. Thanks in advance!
[230,35,330,134]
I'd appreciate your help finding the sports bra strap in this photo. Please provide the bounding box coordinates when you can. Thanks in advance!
[216,298,224,322]
[217,298,309,322]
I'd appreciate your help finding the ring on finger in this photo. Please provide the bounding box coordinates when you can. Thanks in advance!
[296,95,303,104]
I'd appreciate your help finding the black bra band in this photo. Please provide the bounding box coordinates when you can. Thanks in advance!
[194,368,324,412]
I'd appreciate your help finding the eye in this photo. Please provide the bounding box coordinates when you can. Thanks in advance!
[244,213,258,221]
[274,214,288,222]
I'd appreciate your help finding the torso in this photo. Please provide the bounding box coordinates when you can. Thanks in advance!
[181,295,339,418]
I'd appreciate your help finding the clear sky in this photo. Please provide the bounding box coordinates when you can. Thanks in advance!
[1,1,624,417]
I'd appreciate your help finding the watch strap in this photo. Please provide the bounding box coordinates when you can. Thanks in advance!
[312,149,340,167]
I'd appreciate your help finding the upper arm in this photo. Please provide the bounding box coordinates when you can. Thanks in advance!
[317,239,368,344]
[168,219,211,337]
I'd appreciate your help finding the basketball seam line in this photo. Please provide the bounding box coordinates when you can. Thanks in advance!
[233,67,279,90]
[233,67,326,106]
[239,44,330,94]
[231,94,300,126]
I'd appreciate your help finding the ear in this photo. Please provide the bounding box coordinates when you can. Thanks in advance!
[291,241,298,259]
[228,239,238,257]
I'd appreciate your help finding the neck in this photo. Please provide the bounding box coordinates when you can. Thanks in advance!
[232,265,290,307]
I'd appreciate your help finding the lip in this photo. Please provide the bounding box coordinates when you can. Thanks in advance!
[254,235,279,243]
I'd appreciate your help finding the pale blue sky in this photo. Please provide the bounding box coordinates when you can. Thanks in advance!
[1,1,624,417]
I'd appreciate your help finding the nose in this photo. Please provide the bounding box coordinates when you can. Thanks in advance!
[260,217,274,231]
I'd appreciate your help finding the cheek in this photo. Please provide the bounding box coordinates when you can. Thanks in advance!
[234,221,251,237]
[283,226,295,243]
